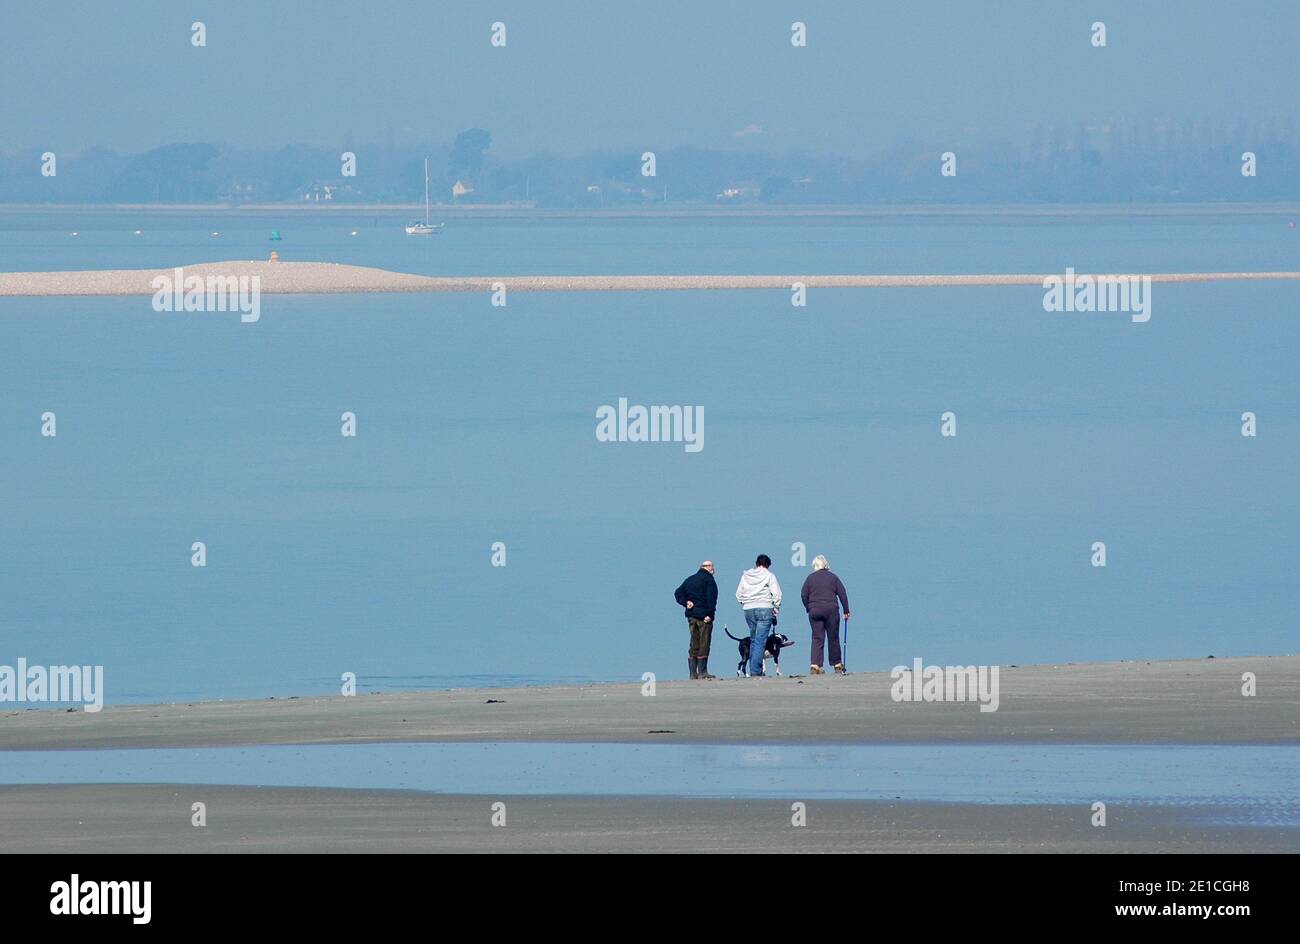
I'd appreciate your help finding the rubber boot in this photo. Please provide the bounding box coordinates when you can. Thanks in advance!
[696,657,715,680]
[688,657,699,679]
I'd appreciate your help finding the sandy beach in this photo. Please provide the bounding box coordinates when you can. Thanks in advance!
[2,261,1300,296]
[2,657,1295,751]
[2,660,1295,853]
[2,785,1290,854]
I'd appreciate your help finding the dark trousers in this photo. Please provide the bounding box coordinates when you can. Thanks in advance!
[688,617,712,658]
[808,608,842,667]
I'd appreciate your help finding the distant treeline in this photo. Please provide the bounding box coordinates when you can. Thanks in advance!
[5,124,1300,205]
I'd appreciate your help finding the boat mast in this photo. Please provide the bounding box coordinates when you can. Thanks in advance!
[424,158,430,225]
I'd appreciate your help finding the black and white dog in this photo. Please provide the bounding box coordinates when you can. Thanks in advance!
[723,625,796,677]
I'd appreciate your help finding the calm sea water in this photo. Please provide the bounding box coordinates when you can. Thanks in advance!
[1,742,1297,828]
[0,210,1296,704]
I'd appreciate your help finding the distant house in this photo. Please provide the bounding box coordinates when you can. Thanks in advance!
[452,179,474,198]
[716,184,757,199]
[295,182,361,203]
[299,183,336,202]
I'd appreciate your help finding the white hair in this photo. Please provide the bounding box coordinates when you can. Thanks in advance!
[811,554,829,571]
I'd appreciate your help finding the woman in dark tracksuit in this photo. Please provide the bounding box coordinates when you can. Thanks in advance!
[801,555,850,675]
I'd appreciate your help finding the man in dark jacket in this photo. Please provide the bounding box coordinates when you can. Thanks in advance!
[800,555,850,674]
[675,560,718,679]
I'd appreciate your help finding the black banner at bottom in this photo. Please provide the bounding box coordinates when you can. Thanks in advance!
[3,853,1290,930]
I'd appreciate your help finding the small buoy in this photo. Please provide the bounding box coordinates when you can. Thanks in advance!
[270,229,282,241]
[1290,221,1296,229]
[70,231,78,236]
[211,231,220,237]
[350,230,358,236]
[269,250,280,263]
[133,229,142,235]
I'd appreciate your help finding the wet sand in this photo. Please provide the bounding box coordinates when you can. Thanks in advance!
[1,784,1291,853]
[2,657,1295,751]
[2,261,1299,296]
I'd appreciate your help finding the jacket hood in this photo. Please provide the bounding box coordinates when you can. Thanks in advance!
[736,567,782,608]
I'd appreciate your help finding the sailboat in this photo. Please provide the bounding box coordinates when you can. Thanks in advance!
[405,158,444,235]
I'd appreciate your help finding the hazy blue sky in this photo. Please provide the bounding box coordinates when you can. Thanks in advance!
[4,1,1298,156]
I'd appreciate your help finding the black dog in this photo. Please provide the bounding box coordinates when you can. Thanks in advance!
[723,625,795,677]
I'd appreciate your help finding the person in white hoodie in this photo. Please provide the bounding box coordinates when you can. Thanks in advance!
[735,554,782,677]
